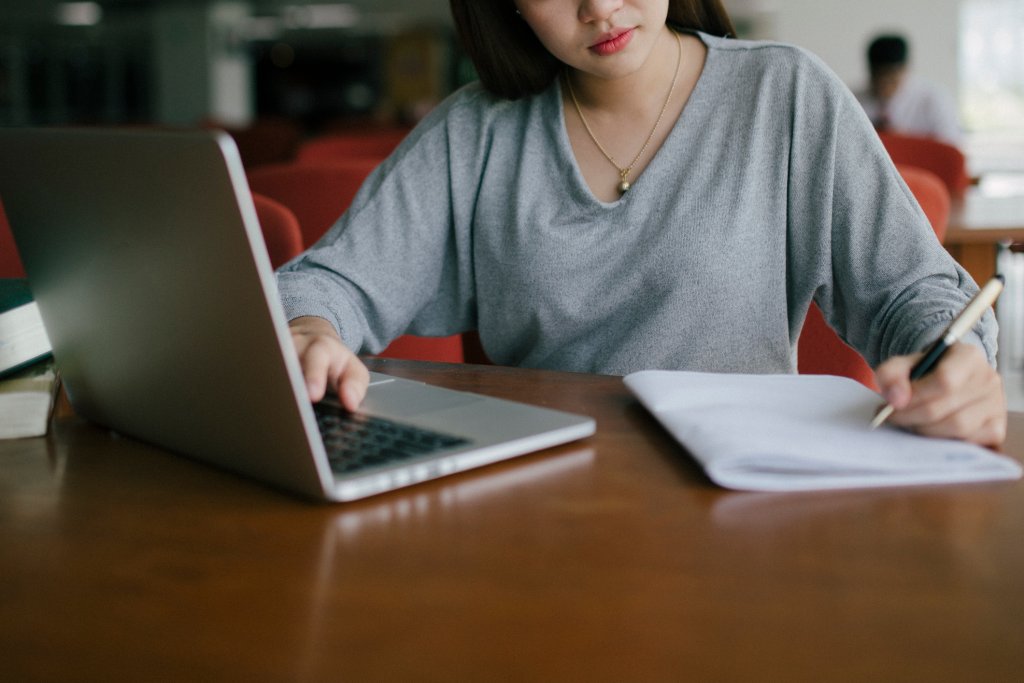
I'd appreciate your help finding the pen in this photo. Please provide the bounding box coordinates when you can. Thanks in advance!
[870,274,1005,429]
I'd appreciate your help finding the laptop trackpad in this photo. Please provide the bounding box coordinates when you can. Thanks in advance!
[361,379,482,418]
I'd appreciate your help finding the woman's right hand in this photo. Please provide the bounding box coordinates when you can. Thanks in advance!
[288,316,369,411]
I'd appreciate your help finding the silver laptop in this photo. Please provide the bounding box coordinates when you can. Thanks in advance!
[0,127,595,502]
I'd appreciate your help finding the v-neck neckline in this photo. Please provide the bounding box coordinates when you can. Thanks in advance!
[554,30,714,209]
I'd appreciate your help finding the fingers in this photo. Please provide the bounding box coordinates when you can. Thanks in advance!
[300,334,346,401]
[288,316,369,410]
[875,344,1007,446]
[338,357,370,412]
[874,353,918,410]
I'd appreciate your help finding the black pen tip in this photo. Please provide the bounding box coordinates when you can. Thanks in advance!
[996,273,1006,283]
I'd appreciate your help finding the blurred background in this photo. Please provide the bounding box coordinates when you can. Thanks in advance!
[0,1,1021,163]
[0,0,458,133]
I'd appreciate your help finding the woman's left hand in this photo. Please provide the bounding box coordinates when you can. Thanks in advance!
[874,343,1007,447]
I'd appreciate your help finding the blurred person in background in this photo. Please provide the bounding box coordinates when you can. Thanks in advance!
[856,33,964,146]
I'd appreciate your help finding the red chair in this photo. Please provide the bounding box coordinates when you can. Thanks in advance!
[247,162,463,363]
[797,165,952,390]
[0,198,27,278]
[878,131,970,202]
[251,192,303,269]
[247,160,380,248]
[294,128,409,165]
[894,163,951,242]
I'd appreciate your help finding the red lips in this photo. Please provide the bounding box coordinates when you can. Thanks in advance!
[590,28,634,56]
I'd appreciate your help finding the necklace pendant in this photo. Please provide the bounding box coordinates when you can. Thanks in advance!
[618,180,631,193]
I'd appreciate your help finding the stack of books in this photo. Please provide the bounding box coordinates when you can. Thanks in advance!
[1,278,59,439]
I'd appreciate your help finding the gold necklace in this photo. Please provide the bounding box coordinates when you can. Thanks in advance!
[567,31,683,194]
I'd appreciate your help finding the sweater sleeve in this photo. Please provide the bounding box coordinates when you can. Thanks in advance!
[785,51,996,367]
[274,89,483,354]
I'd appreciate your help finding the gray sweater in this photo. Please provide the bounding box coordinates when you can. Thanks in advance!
[276,32,994,376]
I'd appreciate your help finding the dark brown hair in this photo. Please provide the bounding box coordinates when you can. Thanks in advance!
[449,1,736,100]
[867,34,909,75]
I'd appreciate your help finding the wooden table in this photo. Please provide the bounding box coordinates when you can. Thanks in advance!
[3,359,1023,682]
[946,191,1024,284]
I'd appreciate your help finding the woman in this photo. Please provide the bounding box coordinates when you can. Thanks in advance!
[277,0,1005,445]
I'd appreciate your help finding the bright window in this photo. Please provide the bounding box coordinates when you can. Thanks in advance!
[961,0,1024,132]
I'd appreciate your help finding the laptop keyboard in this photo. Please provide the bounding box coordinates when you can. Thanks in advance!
[314,403,470,475]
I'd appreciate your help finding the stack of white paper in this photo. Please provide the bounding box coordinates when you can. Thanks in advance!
[624,370,1023,491]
